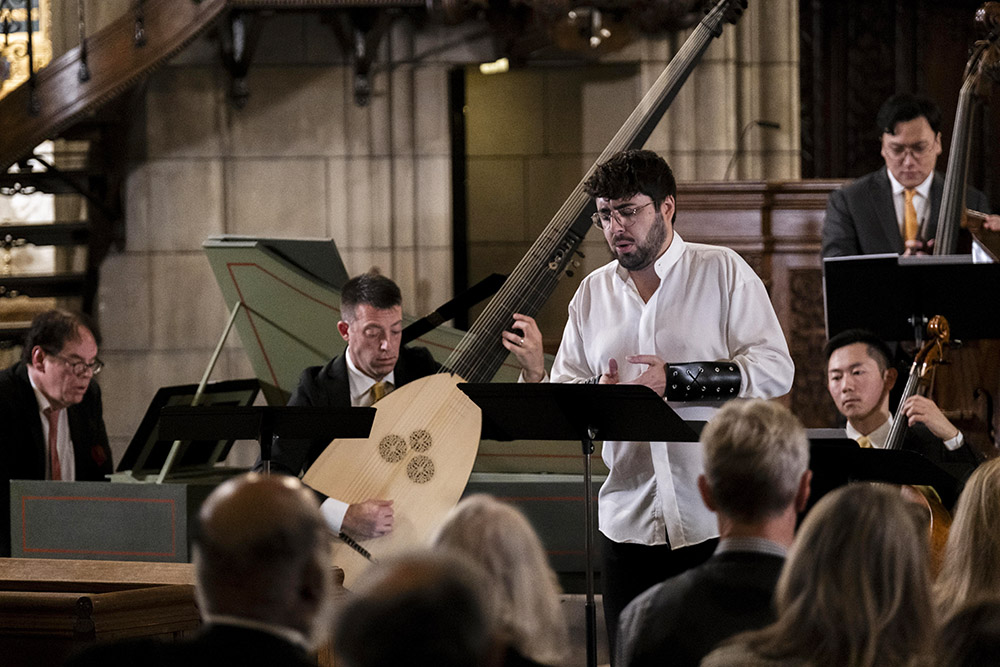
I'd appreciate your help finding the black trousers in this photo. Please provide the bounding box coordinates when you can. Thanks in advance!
[600,532,718,664]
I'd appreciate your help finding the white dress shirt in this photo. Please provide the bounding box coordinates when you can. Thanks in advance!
[550,233,794,547]
[319,347,397,533]
[845,415,962,451]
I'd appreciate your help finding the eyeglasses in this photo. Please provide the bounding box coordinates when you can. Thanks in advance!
[49,353,104,377]
[591,201,655,230]
[884,140,935,160]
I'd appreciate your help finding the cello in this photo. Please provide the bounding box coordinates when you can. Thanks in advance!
[885,315,953,577]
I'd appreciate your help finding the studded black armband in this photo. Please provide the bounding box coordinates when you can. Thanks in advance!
[665,362,741,401]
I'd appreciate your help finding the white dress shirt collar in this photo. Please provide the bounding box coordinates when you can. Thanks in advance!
[344,346,395,407]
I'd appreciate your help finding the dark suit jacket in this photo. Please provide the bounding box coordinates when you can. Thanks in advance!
[822,168,992,257]
[617,550,784,667]
[0,361,112,556]
[64,623,317,667]
[264,345,439,478]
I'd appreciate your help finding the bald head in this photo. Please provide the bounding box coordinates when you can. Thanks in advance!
[194,474,332,639]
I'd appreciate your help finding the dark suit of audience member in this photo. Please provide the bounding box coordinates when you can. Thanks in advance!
[616,400,811,667]
[822,169,991,257]
[268,345,438,477]
[0,311,111,557]
[67,473,335,667]
[64,625,315,667]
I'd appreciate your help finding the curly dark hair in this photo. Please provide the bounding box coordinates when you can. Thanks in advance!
[21,309,100,364]
[583,149,677,204]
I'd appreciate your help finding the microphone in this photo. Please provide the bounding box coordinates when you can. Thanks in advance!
[724,120,781,180]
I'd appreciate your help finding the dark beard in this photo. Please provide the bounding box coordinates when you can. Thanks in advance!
[612,212,668,271]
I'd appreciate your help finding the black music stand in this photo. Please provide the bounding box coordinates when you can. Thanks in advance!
[807,429,964,510]
[458,383,699,667]
[823,253,1000,340]
[158,405,375,475]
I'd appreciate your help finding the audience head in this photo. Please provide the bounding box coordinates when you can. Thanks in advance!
[333,551,498,667]
[431,495,569,665]
[936,597,1000,667]
[698,398,811,524]
[824,329,897,432]
[734,484,933,667]
[338,271,404,380]
[22,309,102,409]
[935,458,1000,620]
[876,93,943,188]
[193,473,334,648]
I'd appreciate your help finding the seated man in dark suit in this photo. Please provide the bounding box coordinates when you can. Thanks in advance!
[258,271,440,540]
[615,399,811,667]
[825,328,977,479]
[0,309,112,556]
[822,92,998,258]
[67,472,335,667]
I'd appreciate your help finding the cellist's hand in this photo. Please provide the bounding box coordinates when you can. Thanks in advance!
[984,214,1000,232]
[899,395,960,441]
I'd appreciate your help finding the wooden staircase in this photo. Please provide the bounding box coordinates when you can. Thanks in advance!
[0,0,422,350]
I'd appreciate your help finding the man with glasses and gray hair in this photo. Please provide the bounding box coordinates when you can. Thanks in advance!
[521,149,794,659]
[0,308,112,556]
[822,92,998,258]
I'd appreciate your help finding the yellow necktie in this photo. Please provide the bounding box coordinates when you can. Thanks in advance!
[904,188,918,241]
[370,381,393,404]
[857,435,872,449]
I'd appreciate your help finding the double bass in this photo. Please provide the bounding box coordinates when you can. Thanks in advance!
[927,2,1000,463]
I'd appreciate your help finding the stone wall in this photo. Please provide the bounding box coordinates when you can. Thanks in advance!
[28,2,801,463]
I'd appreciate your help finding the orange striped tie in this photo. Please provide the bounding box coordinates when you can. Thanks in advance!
[904,188,918,241]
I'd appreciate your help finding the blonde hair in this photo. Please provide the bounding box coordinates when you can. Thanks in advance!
[431,495,569,666]
[935,458,1000,621]
[701,398,809,522]
[732,484,934,667]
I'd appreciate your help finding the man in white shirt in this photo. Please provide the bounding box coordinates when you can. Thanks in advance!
[260,272,439,540]
[523,149,795,656]
[822,92,998,258]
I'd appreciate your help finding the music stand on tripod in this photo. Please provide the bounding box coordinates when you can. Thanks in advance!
[458,382,699,667]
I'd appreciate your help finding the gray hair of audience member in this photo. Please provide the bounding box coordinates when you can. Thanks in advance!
[935,458,1000,621]
[192,473,334,645]
[340,270,402,321]
[727,484,934,667]
[333,551,497,667]
[430,495,569,666]
[936,597,1000,667]
[700,398,809,522]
